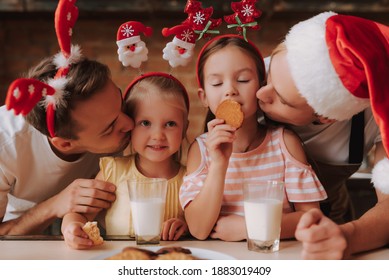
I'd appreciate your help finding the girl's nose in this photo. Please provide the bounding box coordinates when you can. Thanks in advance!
[225,84,239,97]
[151,126,166,140]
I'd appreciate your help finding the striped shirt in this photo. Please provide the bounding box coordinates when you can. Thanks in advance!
[179,127,327,215]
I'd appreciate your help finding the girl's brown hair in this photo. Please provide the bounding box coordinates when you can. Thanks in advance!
[196,35,266,131]
[25,57,111,139]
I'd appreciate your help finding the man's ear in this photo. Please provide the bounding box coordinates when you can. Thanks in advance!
[50,137,74,153]
[197,88,208,107]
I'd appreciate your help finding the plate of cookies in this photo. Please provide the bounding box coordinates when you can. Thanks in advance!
[95,246,235,260]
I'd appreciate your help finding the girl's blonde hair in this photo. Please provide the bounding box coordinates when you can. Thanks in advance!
[125,75,190,163]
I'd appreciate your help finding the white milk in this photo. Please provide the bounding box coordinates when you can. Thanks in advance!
[244,198,283,241]
[130,198,165,239]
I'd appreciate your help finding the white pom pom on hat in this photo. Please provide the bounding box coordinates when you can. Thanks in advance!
[372,158,389,194]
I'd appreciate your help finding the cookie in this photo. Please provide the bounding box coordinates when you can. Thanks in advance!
[82,221,104,245]
[106,247,157,260]
[105,246,200,260]
[215,99,244,128]
[156,251,198,260]
[155,246,192,255]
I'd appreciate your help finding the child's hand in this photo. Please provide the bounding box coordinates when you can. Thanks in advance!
[206,119,236,163]
[161,218,188,241]
[62,221,96,250]
[210,214,246,241]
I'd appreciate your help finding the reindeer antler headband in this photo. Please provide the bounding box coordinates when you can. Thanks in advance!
[5,0,81,138]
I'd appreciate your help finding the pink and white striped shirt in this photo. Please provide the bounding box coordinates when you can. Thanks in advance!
[179,127,327,215]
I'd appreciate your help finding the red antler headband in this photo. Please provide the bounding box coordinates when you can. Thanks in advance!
[5,0,81,138]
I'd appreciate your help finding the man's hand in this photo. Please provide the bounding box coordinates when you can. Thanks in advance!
[295,208,347,259]
[52,178,116,218]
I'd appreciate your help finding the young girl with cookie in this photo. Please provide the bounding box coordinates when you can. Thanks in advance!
[62,73,190,249]
[179,35,327,241]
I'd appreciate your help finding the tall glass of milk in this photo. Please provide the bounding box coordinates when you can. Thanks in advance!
[243,180,284,253]
[127,178,168,245]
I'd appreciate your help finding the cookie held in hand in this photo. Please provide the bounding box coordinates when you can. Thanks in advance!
[82,221,104,245]
[215,99,244,128]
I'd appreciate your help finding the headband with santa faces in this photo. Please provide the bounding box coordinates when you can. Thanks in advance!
[5,0,81,138]
[161,0,262,68]
[115,0,262,71]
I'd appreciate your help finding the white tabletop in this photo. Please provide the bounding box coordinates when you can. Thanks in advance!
[0,237,388,260]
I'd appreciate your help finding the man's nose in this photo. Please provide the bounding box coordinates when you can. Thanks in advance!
[120,114,134,133]
[256,85,273,104]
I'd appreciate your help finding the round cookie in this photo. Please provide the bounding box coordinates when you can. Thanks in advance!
[156,251,198,260]
[106,247,157,260]
[215,99,244,128]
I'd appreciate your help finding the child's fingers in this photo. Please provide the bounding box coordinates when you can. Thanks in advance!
[161,220,173,240]
[173,225,187,241]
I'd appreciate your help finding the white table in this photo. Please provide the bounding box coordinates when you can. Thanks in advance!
[0,237,388,260]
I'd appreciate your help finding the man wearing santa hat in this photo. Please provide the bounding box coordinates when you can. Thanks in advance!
[162,24,198,68]
[257,12,389,259]
[116,21,152,68]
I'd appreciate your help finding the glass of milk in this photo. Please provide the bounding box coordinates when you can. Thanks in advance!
[127,178,168,245]
[243,180,284,253]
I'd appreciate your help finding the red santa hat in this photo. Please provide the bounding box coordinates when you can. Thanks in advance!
[284,12,389,193]
[116,21,153,48]
[162,24,198,51]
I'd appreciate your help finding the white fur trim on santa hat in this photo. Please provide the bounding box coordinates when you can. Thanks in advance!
[372,158,389,194]
[53,45,82,69]
[42,77,69,110]
[116,36,141,48]
[285,11,370,121]
[173,37,195,51]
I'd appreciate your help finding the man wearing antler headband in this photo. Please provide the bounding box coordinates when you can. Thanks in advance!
[0,0,134,235]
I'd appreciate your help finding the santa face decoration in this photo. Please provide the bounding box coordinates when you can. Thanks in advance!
[161,24,198,68]
[116,21,153,69]
[162,41,194,68]
[117,40,149,68]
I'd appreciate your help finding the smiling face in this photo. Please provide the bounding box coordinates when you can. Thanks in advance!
[199,45,260,123]
[256,49,317,126]
[129,82,187,165]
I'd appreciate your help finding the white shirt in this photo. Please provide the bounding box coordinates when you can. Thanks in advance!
[291,108,381,165]
[0,106,100,221]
